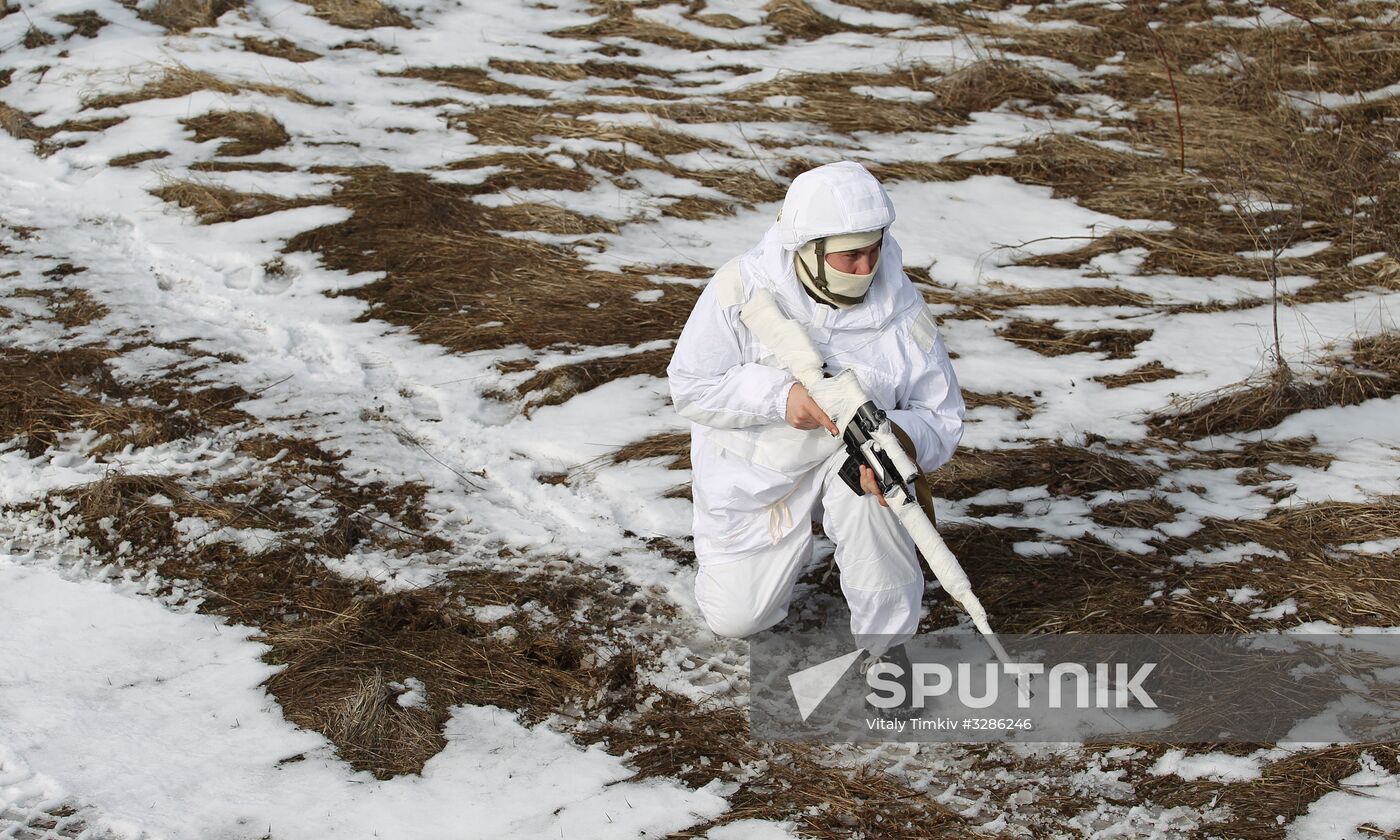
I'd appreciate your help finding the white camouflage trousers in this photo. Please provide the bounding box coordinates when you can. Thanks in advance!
[693,446,924,649]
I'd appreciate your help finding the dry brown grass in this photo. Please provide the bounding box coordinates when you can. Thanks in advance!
[997,318,1154,360]
[488,57,682,83]
[550,1,743,52]
[297,0,410,29]
[453,103,723,158]
[936,58,1077,115]
[0,104,55,147]
[0,343,252,457]
[260,577,638,776]
[763,0,856,41]
[286,167,700,357]
[931,443,1160,501]
[10,285,106,327]
[388,66,530,96]
[239,36,321,62]
[84,67,318,110]
[1150,333,1400,439]
[486,201,617,235]
[37,427,678,779]
[23,25,56,48]
[55,10,107,37]
[1090,495,1183,530]
[928,283,1156,319]
[722,71,932,132]
[189,160,297,172]
[105,149,168,167]
[932,492,1400,635]
[589,695,984,838]
[1140,745,1400,840]
[863,160,967,183]
[611,430,689,470]
[502,348,672,413]
[181,110,290,156]
[963,390,1037,421]
[139,0,242,33]
[444,151,596,192]
[1094,360,1180,389]
[152,180,311,224]
[980,0,1400,307]
[1174,498,1400,570]
[1174,436,1335,474]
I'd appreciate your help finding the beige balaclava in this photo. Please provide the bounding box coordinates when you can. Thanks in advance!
[795,228,884,308]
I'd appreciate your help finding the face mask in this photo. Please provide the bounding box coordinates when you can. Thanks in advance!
[796,229,883,308]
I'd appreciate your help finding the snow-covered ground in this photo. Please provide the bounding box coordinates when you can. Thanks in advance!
[3,0,1399,837]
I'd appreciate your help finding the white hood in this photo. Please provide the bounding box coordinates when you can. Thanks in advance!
[741,161,921,334]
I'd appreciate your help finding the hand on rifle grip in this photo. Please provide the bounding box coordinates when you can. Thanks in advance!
[858,464,888,507]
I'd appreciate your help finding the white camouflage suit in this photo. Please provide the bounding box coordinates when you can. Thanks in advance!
[666,161,965,650]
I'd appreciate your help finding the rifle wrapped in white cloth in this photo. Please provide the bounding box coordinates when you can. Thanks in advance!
[739,288,1014,668]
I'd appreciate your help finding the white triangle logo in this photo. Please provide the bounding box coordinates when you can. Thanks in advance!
[788,649,863,721]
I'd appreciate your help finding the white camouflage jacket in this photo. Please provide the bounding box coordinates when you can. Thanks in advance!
[666,161,965,560]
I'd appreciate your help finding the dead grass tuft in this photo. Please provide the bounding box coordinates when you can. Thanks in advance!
[998,318,1153,360]
[935,59,1076,115]
[1177,436,1335,474]
[488,57,682,83]
[454,104,723,158]
[863,160,967,183]
[139,0,243,33]
[297,0,411,29]
[486,201,617,236]
[1090,495,1183,530]
[763,0,853,41]
[189,160,296,172]
[1094,360,1180,389]
[152,180,310,224]
[444,152,595,192]
[505,349,672,413]
[963,390,1037,421]
[661,194,735,220]
[23,26,56,48]
[107,149,170,166]
[0,104,55,149]
[551,2,741,52]
[182,110,290,156]
[84,67,318,110]
[1150,333,1400,439]
[931,444,1160,501]
[611,430,689,470]
[933,284,1156,320]
[389,66,529,96]
[55,11,107,37]
[11,285,107,327]
[239,36,321,62]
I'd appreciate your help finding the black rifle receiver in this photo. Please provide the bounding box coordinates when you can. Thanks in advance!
[836,401,915,499]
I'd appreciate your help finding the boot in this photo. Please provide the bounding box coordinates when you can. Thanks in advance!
[860,643,919,723]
